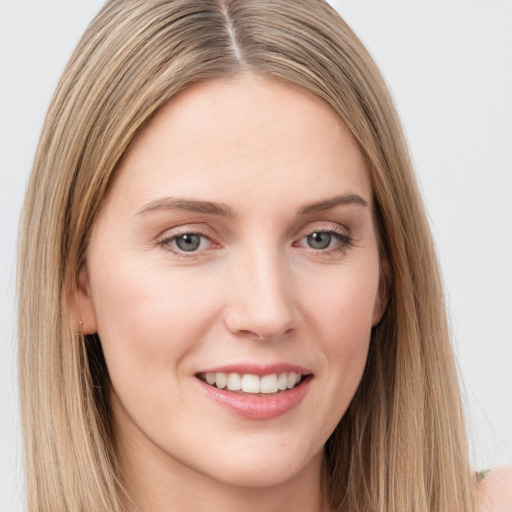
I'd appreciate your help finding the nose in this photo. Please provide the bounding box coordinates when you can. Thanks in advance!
[224,248,297,341]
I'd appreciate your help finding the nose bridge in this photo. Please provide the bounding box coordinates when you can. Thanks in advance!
[226,242,296,340]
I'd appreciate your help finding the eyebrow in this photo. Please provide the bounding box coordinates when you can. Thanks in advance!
[136,197,235,217]
[135,193,369,218]
[298,194,369,215]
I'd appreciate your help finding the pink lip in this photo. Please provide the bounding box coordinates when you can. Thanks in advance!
[196,374,312,421]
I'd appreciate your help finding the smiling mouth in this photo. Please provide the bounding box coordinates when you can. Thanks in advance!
[197,371,308,395]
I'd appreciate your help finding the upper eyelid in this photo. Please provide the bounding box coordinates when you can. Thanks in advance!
[299,228,350,239]
[155,221,352,246]
[157,222,350,238]
[156,224,214,241]
[301,225,349,234]
[295,222,351,239]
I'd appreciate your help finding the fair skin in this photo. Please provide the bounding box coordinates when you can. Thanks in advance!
[75,74,385,512]
[476,466,512,512]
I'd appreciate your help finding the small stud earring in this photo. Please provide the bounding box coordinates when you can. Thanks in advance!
[75,320,84,338]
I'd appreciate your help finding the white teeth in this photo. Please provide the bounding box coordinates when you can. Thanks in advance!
[277,373,288,390]
[241,374,261,393]
[260,374,278,394]
[287,372,299,389]
[202,371,305,394]
[215,373,227,389]
[227,373,242,391]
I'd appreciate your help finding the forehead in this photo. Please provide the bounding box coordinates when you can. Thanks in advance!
[108,73,372,214]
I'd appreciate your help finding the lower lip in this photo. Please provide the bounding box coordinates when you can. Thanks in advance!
[197,377,311,420]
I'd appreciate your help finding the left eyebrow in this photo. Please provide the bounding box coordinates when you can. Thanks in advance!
[299,194,369,215]
[135,197,235,217]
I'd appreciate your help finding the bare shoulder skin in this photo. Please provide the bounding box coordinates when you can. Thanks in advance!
[475,466,512,512]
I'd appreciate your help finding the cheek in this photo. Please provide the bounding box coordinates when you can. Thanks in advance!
[88,258,221,377]
[306,261,379,341]
[87,258,227,434]
[303,264,378,403]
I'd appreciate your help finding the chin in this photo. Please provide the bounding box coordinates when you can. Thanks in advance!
[190,440,324,489]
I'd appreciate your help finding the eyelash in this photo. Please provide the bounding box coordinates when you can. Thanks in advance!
[157,229,214,258]
[157,227,354,258]
[296,227,354,255]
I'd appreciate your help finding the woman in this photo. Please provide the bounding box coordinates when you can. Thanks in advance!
[17,0,512,511]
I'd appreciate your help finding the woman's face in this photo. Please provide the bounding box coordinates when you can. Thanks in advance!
[77,74,384,490]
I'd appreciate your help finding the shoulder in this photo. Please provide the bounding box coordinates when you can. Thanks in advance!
[475,466,512,512]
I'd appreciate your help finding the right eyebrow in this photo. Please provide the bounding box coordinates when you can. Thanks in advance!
[135,197,235,218]
[298,193,369,215]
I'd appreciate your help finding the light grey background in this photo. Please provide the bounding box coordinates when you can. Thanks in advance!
[1,1,511,510]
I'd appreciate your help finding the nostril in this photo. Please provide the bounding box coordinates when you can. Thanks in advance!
[236,327,294,342]
[258,328,294,341]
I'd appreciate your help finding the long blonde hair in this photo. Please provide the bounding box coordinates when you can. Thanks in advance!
[18,0,474,510]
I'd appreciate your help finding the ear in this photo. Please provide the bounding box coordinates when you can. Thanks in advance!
[371,259,390,326]
[66,264,98,335]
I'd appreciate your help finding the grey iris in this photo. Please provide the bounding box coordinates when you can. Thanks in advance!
[307,232,332,249]
[176,234,201,251]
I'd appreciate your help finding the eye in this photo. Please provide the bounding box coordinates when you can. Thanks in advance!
[296,228,353,253]
[159,231,213,255]
[174,233,203,252]
[306,232,334,250]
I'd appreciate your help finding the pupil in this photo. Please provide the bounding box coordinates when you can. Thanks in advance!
[176,234,201,251]
[308,232,331,249]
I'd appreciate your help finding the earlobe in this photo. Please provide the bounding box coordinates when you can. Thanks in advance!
[372,259,390,326]
[67,264,98,335]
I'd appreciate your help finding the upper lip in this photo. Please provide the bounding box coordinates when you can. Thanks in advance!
[197,363,312,376]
